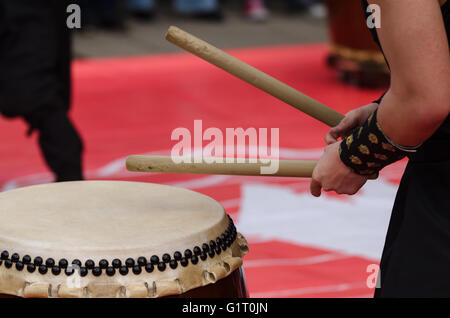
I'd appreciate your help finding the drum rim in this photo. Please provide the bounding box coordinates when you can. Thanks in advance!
[0,181,227,258]
[0,214,238,277]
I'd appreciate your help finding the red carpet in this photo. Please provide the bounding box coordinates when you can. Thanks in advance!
[0,44,402,297]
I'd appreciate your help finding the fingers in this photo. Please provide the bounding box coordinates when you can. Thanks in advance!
[324,131,339,145]
[310,178,322,197]
[325,118,353,144]
[324,124,352,145]
[331,114,358,139]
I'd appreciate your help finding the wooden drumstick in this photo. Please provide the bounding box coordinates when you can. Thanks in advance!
[126,155,317,178]
[166,26,344,127]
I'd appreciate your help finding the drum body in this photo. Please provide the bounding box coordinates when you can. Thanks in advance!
[171,267,248,298]
[326,0,389,87]
[0,181,249,298]
[0,267,248,298]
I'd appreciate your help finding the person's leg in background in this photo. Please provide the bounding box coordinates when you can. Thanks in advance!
[0,0,84,182]
[27,1,84,182]
[243,0,269,22]
[173,0,223,21]
[24,108,84,182]
[77,0,125,30]
[76,0,99,27]
[127,0,156,20]
[286,0,326,18]
[97,0,126,29]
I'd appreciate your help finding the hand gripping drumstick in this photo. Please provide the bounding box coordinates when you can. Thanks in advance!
[126,28,344,178]
[126,156,316,178]
[166,26,344,127]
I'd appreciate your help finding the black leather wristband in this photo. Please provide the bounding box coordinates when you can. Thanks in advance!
[339,109,407,175]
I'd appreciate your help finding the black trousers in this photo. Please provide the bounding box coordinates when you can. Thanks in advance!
[0,0,83,181]
[24,107,83,182]
[375,137,450,297]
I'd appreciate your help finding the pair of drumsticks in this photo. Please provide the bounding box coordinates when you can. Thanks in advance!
[126,26,345,178]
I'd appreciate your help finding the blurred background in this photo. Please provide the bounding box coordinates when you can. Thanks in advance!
[74,0,329,57]
[0,0,400,298]
[73,0,389,86]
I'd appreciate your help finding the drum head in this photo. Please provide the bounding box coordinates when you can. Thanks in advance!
[0,181,248,298]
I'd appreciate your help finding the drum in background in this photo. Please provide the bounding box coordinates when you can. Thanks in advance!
[0,181,249,298]
[326,0,389,87]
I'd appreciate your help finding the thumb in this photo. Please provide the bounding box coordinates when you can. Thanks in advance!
[310,178,322,197]
[331,117,350,133]
[333,116,357,137]
[330,124,347,138]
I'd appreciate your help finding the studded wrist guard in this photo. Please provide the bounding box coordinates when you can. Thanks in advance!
[339,109,410,176]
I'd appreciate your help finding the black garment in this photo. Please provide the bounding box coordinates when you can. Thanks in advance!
[361,0,450,297]
[77,0,125,30]
[23,107,83,182]
[0,0,83,181]
[0,0,71,117]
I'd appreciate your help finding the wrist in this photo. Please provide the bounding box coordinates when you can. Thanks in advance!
[339,109,408,176]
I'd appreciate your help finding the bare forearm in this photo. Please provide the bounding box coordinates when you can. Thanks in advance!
[368,0,450,147]
[377,89,450,147]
